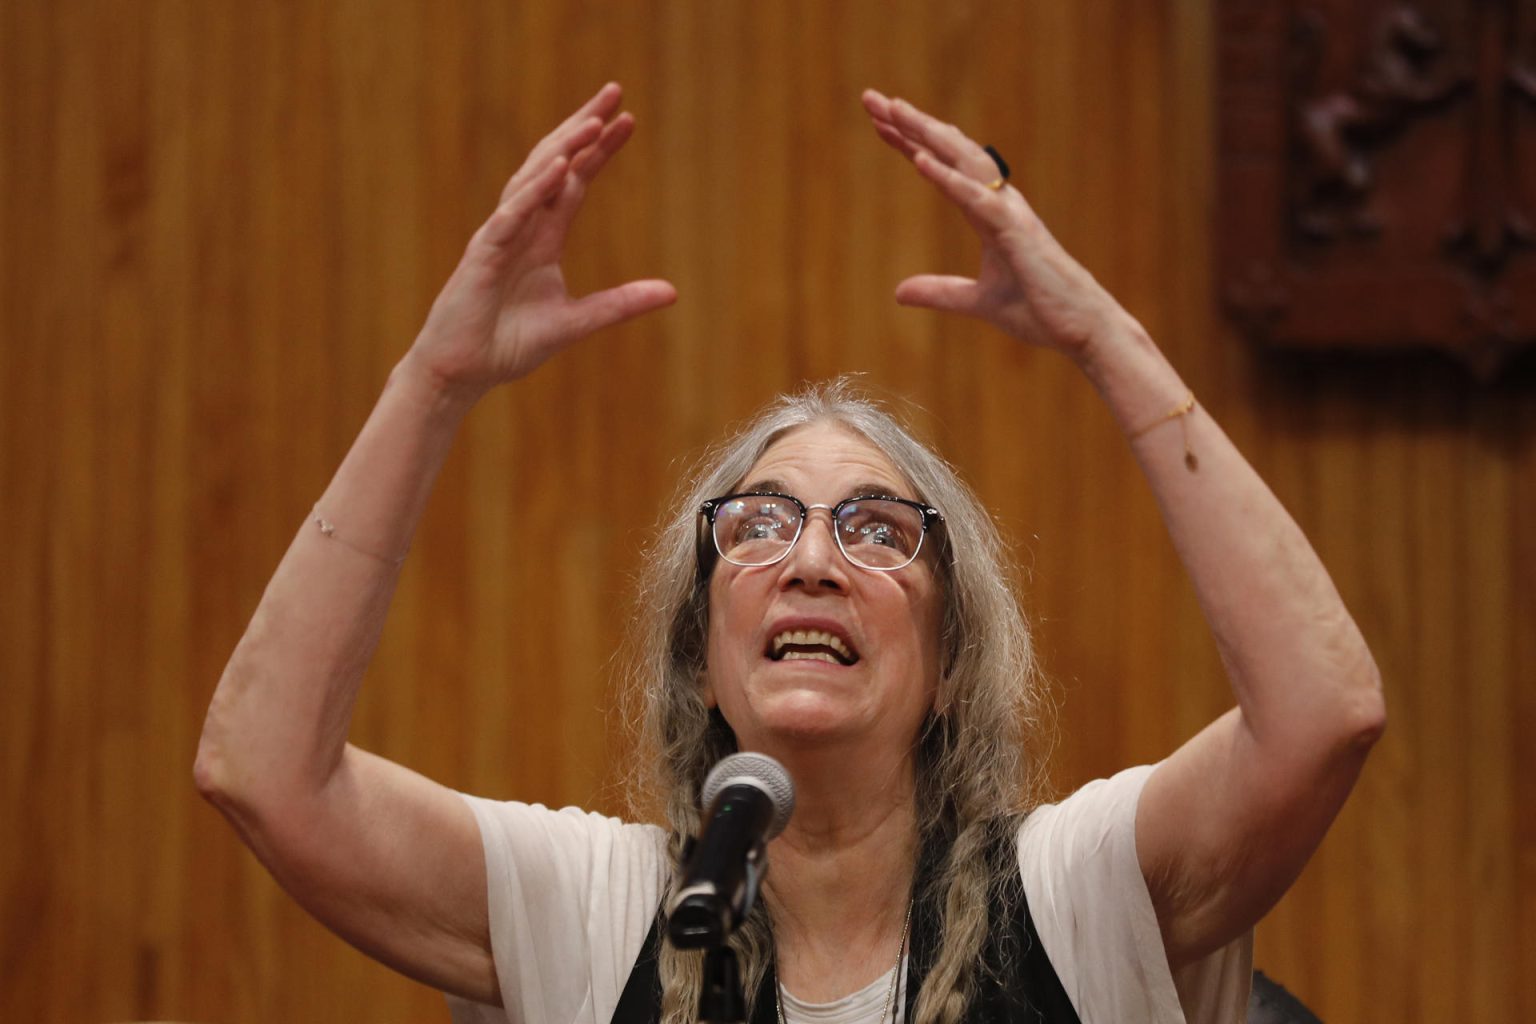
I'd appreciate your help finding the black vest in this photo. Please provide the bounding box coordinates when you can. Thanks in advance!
[611,843,1081,1024]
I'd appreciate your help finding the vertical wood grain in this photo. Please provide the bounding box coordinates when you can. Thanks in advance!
[2,2,1532,1021]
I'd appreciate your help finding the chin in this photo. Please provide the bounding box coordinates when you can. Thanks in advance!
[744,690,867,746]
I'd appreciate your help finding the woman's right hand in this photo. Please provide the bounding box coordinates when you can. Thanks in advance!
[403,83,676,403]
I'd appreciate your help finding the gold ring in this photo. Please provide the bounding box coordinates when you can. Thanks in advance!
[985,178,1006,190]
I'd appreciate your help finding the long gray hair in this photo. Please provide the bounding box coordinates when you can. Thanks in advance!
[624,379,1052,1024]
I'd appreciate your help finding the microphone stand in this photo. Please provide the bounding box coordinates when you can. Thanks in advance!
[698,945,747,1024]
[669,753,796,1024]
[672,837,768,1024]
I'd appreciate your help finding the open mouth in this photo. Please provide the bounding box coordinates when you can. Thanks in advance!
[766,629,859,666]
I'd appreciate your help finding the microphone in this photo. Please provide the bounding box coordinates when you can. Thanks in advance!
[666,752,795,949]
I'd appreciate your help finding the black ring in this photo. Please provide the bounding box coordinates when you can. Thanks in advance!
[984,145,1010,182]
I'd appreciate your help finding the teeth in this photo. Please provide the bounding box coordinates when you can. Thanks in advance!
[769,629,855,662]
[781,650,840,664]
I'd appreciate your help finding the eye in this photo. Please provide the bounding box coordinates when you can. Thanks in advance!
[846,519,908,551]
[719,498,800,550]
[736,517,789,542]
[837,500,920,556]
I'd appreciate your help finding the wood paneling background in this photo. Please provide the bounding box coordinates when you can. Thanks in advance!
[2,2,1532,1021]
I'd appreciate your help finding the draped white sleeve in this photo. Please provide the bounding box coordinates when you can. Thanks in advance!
[1019,764,1254,1023]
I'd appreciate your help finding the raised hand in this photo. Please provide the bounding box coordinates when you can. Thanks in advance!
[861,89,1136,359]
[404,83,677,401]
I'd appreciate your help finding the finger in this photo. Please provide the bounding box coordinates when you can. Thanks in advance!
[558,278,678,336]
[886,97,966,165]
[497,84,621,202]
[860,87,896,123]
[862,89,927,155]
[559,81,624,136]
[570,111,635,183]
[912,149,1012,232]
[525,112,637,247]
[536,83,623,167]
[525,83,622,169]
[888,98,994,179]
[894,274,982,314]
[480,156,570,249]
[510,84,623,188]
[500,116,604,204]
[871,119,924,162]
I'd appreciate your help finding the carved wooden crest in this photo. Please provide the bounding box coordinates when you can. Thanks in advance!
[1217,0,1536,375]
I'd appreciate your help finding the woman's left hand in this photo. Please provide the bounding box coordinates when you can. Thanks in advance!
[862,89,1136,361]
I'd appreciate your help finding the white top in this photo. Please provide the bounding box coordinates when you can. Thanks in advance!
[778,957,908,1024]
[445,764,1253,1024]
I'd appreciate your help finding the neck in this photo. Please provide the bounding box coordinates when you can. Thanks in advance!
[758,742,921,1001]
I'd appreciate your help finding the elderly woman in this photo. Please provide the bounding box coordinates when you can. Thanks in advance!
[195,84,1384,1024]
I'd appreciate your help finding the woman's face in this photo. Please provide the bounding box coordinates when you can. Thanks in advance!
[703,421,944,753]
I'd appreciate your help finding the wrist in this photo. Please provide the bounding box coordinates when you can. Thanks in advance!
[1070,311,1159,386]
[389,352,485,423]
[1069,316,1194,440]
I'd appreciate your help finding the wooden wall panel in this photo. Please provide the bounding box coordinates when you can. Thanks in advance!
[2,2,1531,1021]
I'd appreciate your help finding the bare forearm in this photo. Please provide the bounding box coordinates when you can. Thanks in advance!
[1076,320,1384,748]
[196,356,475,803]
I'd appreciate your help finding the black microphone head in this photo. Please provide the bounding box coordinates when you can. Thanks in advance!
[702,752,795,840]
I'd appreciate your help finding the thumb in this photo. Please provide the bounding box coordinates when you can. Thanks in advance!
[558,279,679,338]
[894,275,982,315]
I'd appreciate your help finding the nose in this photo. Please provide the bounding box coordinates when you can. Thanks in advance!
[776,505,849,592]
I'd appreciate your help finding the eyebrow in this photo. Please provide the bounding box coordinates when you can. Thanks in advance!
[740,479,911,502]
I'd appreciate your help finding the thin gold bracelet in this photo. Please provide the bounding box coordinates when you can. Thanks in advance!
[310,507,409,566]
[1129,391,1199,471]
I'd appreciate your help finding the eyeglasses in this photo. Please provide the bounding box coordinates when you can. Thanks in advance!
[699,491,944,573]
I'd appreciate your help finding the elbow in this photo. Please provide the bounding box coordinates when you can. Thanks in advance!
[1353,683,1386,749]
[193,724,284,850]
[194,667,241,802]
[1316,617,1385,750]
[193,725,236,807]
[1340,652,1386,752]
[1343,686,1386,754]
[193,695,252,810]
[192,672,268,808]
[193,702,333,827]
[193,738,285,870]
[193,752,214,800]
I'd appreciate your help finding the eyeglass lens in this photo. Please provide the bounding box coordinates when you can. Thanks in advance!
[712,496,925,570]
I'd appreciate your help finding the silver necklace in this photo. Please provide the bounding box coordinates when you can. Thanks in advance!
[775,896,915,1024]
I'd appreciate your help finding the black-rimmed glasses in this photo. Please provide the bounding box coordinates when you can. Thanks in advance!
[699,492,944,572]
